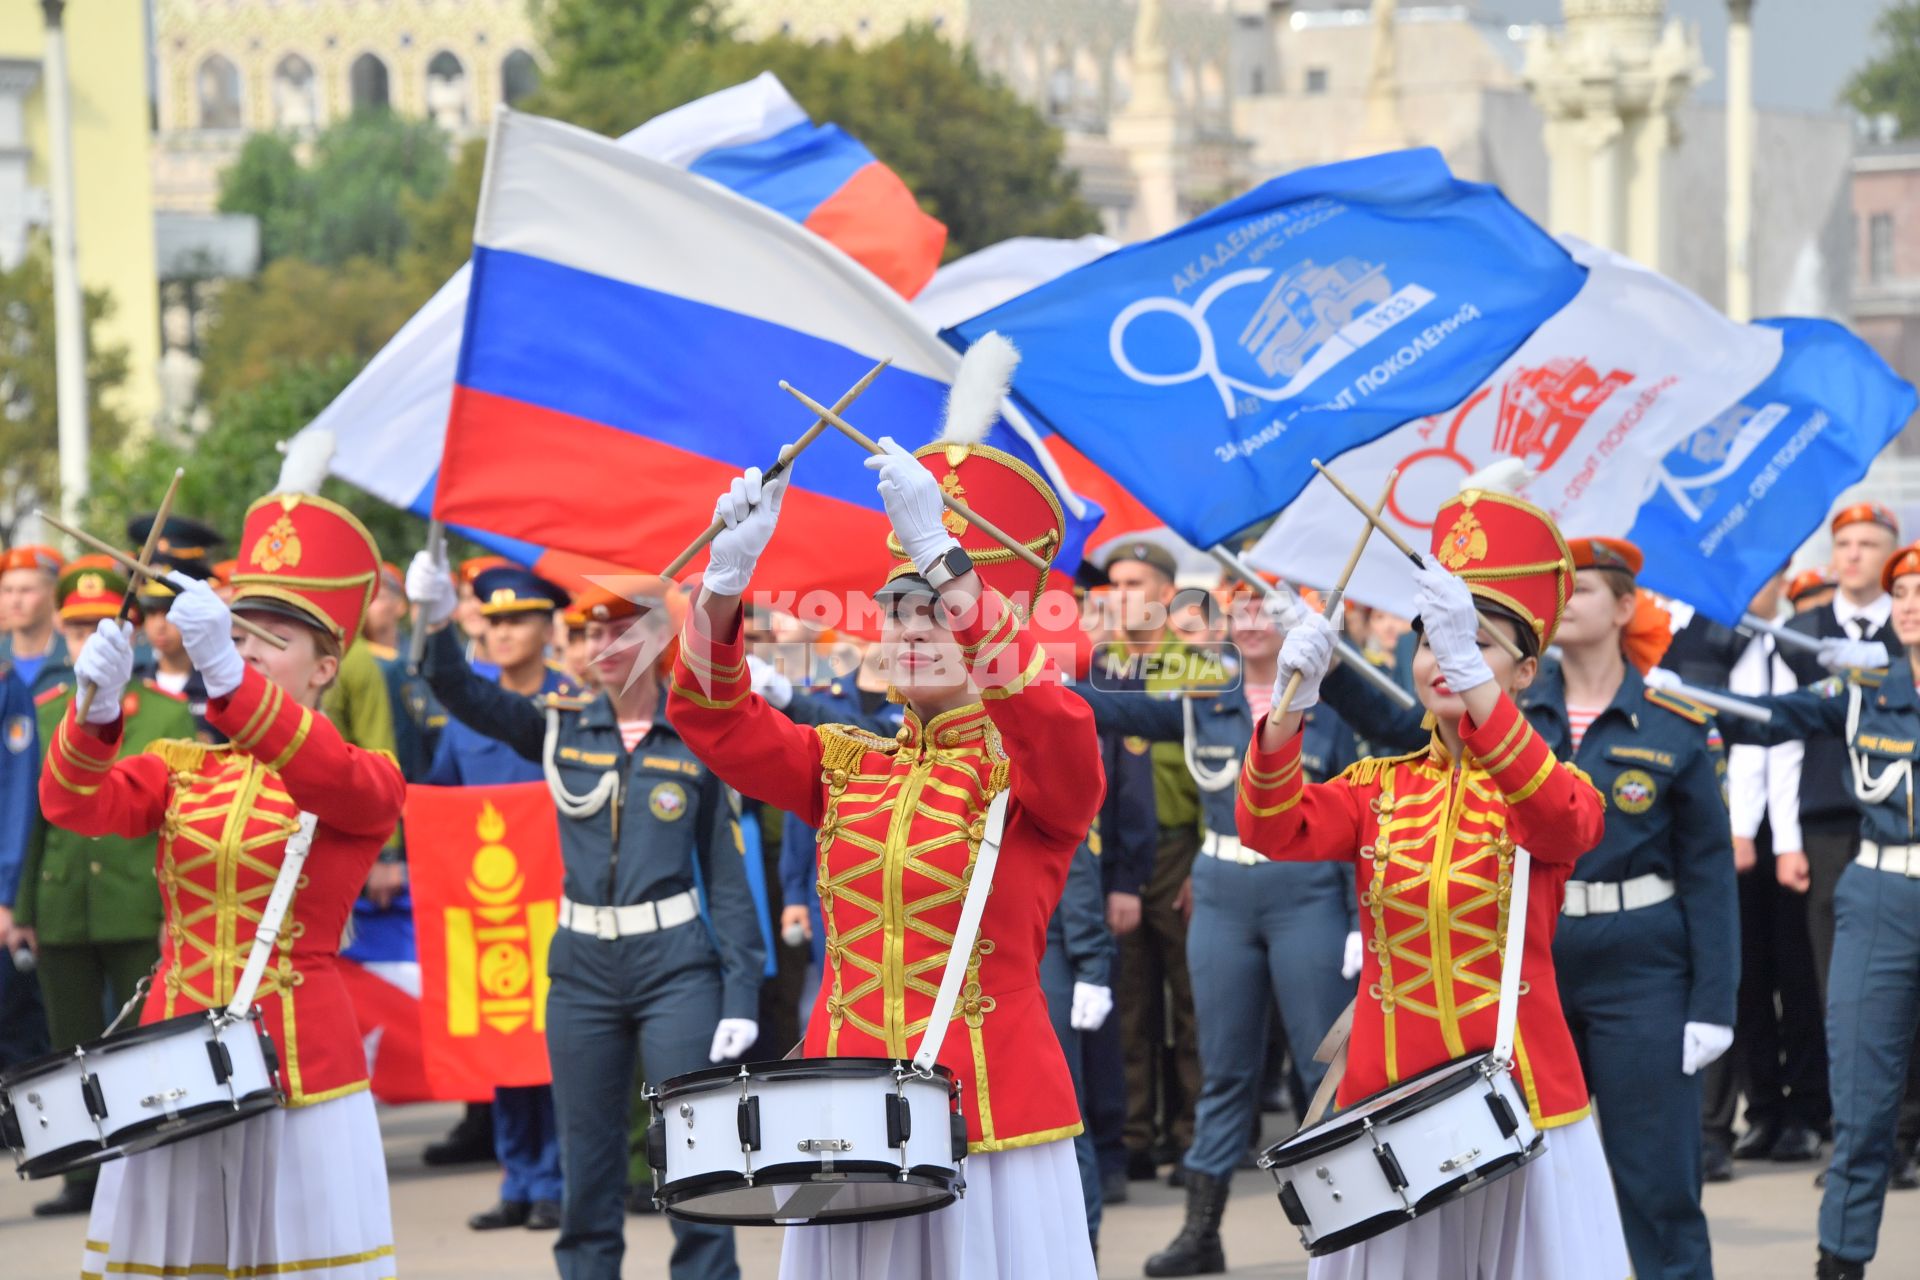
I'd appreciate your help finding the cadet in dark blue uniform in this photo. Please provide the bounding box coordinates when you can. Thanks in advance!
[1693,543,1920,1280]
[1531,538,1737,1280]
[1040,839,1115,1250]
[411,562,761,1280]
[1074,590,1358,1278]
[425,566,579,1232]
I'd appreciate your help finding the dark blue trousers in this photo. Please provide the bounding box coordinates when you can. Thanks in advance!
[546,924,738,1280]
[494,1084,563,1203]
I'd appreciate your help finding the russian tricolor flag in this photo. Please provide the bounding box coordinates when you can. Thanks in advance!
[433,107,1099,609]
[299,75,950,573]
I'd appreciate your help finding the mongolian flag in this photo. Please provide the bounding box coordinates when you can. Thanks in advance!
[407,781,563,1096]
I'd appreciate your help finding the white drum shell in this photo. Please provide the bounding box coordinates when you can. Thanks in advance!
[1263,1056,1541,1254]
[92,1015,276,1148]
[2,1054,99,1169]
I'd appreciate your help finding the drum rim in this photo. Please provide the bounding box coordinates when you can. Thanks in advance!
[656,1164,962,1227]
[1298,1136,1545,1256]
[1263,1051,1504,1165]
[108,1090,280,1154]
[0,1009,264,1086]
[12,1136,109,1180]
[655,1056,958,1097]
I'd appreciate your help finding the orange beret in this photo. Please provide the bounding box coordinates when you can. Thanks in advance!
[1832,502,1899,538]
[2,544,65,575]
[1882,545,1920,593]
[1787,567,1837,602]
[1567,536,1643,577]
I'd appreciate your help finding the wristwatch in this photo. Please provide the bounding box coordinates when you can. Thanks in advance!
[922,544,974,589]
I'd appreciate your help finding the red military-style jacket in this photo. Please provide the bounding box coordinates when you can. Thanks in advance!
[1236,693,1604,1129]
[669,589,1104,1153]
[39,665,405,1106]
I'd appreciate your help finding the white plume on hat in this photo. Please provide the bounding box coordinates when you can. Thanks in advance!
[274,428,336,497]
[1459,457,1532,496]
[939,332,1021,446]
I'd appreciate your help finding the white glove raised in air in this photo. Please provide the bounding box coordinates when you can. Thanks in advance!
[405,550,457,628]
[708,1017,760,1063]
[1642,666,1684,694]
[1274,612,1336,713]
[745,654,794,710]
[1342,931,1365,981]
[1816,638,1890,674]
[1681,1021,1734,1076]
[166,573,246,699]
[1069,982,1114,1032]
[1413,555,1494,694]
[74,619,136,725]
[705,464,792,597]
[865,437,958,575]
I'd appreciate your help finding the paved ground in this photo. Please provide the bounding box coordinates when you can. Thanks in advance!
[4,1101,1907,1277]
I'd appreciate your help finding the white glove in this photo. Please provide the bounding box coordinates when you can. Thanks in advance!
[1274,612,1336,712]
[1342,931,1365,980]
[75,619,136,725]
[1817,638,1890,673]
[708,1017,760,1063]
[166,573,245,699]
[745,654,794,710]
[1413,555,1494,694]
[865,436,958,574]
[1643,666,1683,693]
[705,465,791,597]
[1069,982,1113,1032]
[1681,1021,1734,1076]
[405,550,456,628]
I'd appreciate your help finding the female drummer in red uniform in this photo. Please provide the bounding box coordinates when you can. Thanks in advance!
[1236,489,1631,1279]
[40,491,404,1280]
[668,434,1102,1279]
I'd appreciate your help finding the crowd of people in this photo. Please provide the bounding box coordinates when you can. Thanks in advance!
[2,441,1919,1280]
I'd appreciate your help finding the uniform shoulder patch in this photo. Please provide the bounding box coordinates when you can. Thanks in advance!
[542,691,595,712]
[34,682,72,707]
[141,679,188,703]
[365,641,398,661]
[816,722,900,776]
[1644,688,1708,724]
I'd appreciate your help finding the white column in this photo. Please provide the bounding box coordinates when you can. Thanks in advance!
[41,0,89,523]
[1725,0,1755,320]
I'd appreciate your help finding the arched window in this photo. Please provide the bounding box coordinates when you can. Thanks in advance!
[350,52,390,114]
[425,50,469,130]
[500,49,540,105]
[271,53,317,130]
[197,53,242,129]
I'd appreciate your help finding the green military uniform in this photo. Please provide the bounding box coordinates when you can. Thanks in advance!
[17,677,194,1188]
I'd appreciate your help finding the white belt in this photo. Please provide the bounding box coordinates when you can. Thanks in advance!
[1200,830,1263,866]
[558,891,699,941]
[1561,873,1675,918]
[1858,841,1920,877]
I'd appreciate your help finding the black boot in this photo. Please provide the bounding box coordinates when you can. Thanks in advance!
[32,1179,95,1216]
[1143,1169,1229,1277]
[1816,1248,1865,1279]
[425,1102,496,1167]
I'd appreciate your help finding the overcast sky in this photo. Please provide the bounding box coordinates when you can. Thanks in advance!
[1480,0,1894,114]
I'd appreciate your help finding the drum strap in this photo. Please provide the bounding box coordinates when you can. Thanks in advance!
[1298,841,1533,1126]
[226,812,319,1017]
[910,790,1011,1073]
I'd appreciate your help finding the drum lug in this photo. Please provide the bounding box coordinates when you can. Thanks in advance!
[81,1073,108,1125]
[1362,1118,1414,1213]
[1,1101,23,1151]
[737,1095,762,1154]
[886,1090,912,1180]
[645,1113,666,1188]
[1276,1179,1311,1229]
[1485,1089,1521,1140]
[949,1106,968,1166]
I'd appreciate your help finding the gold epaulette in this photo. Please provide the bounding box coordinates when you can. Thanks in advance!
[365,641,398,662]
[1852,668,1886,689]
[1644,688,1709,724]
[817,722,900,776]
[34,682,72,707]
[144,737,211,773]
[1334,746,1429,788]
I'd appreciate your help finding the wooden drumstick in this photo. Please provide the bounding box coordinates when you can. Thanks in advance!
[1309,459,1526,662]
[778,380,1050,573]
[34,512,289,650]
[661,358,891,581]
[76,468,183,721]
[1275,469,1397,717]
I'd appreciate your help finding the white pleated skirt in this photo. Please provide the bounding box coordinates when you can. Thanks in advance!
[80,1089,395,1280]
[1308,1115,1630,1280]
[777,1136,1096,1280]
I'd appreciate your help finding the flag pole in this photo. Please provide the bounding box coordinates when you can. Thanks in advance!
[407,520,446,676]
[1275,470,1395,717]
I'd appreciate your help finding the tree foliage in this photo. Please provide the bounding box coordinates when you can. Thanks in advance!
[85,358,425,565]
[218,112,453,268]
[1846,2,1920,137]
[0,235,132,539]
[527,14,1099,257]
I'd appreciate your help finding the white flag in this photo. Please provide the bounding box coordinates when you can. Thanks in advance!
[1249,239,1783,610]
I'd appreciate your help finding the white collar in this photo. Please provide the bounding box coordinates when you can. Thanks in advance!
[1834,592,1892,630]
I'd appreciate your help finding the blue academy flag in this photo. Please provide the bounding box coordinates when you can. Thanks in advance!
[1630,317,1916,625]
[944,148,1585,548]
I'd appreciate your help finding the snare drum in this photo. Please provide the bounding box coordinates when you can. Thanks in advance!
[0,1008,281,1179]
[1258,1052,1543,1256]
[648,1057,967,1226]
